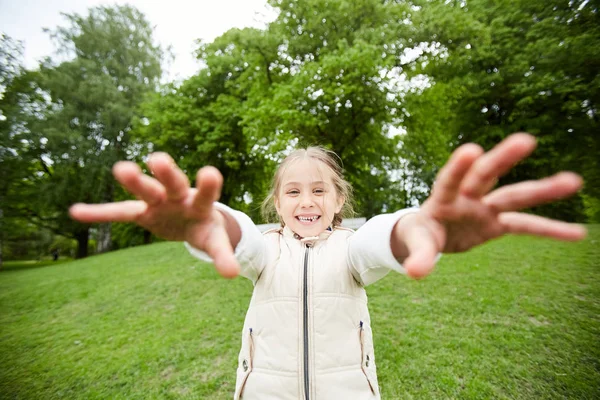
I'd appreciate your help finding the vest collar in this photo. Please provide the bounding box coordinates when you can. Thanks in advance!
[282,225,333,245]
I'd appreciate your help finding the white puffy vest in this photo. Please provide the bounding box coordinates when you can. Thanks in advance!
[185,204,416,400]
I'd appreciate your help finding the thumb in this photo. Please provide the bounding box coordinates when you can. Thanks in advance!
[204,225,240,279]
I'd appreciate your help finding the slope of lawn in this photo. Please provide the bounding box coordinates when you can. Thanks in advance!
[1,226,598,399]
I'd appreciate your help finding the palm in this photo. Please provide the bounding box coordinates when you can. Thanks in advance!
[70,153,239,278]
[128,188,217,243]
[399,133,586,278]
[422,195,504,253]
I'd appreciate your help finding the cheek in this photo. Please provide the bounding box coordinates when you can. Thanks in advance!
[323,196,338,213]
[278,198,295,214]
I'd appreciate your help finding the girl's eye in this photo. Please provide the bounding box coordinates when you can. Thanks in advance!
[313,188,325,195]
[287,190,300,196]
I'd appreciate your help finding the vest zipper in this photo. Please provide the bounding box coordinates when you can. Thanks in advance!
[303,244,311,400]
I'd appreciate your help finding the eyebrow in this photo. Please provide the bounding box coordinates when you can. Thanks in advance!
[283,181,330,188]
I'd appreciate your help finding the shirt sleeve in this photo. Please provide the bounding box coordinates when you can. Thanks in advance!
[347,208,440,286]
[184,202,267,284]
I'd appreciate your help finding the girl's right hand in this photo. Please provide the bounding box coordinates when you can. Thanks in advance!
[69,153,240,278]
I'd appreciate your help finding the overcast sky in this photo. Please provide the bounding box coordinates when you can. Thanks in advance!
[0,0,277,80]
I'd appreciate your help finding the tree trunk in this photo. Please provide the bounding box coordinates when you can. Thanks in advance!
[97,222,112,253]
[143,229,152,244]
[75,228,89,259]
[0,208,3,270]
[96,180,115,253]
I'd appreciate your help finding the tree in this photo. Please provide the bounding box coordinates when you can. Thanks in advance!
[3,5,164,258]
[400,80,458,204]
[134,35,275,221]
[1,33,22,267]
[0,34,47,267]
[245,0,419,217]
[405,0,599,221]
[138,0,421,220]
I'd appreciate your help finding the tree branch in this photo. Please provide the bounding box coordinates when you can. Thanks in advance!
[18,206,77,239]
[337,106,362,157]
[39,156,53,177]
[254,45,273,85]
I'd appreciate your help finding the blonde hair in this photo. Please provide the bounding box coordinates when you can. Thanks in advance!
[261,146,354,227]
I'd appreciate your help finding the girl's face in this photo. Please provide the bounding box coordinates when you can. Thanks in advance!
[275,158,344,238]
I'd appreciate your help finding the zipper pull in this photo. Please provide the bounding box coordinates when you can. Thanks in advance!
[301,236,319,247]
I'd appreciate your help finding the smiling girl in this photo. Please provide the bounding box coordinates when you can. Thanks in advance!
[70,133,586,399]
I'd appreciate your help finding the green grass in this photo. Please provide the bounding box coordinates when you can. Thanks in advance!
[1,259,74,272]
[1,227,599,399]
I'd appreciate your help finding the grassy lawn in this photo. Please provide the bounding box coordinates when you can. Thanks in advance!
[1,226,598,399]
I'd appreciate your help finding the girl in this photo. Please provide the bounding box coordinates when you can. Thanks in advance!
[70,133,586,399]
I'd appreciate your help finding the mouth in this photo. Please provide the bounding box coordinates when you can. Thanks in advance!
[295,215,321,225]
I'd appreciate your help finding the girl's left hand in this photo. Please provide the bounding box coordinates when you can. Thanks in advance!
[394,133,587,279]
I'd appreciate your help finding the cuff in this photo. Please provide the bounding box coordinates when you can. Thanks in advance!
[371,208,421,274]
[184,202,252,263]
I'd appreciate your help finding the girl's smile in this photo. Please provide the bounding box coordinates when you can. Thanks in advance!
[275,159,344,238]
[295,214,321,225]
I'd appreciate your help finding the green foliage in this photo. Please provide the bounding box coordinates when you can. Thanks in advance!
[110,223,154,250]
[4,0,598,259]
[401,81,459,201]
[0,33,23,89]
[134,66,272,220]
[2,5,165,257]
[139,0,598,220]
[406,0,600,221]
[0,35,50,265]
[582,194,600,223]
[49,235,79,258]
[136,0,419,220]
[0,219,87,262]
[1,223,52,261]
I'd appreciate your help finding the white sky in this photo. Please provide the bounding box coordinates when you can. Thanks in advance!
[0,0,277,80]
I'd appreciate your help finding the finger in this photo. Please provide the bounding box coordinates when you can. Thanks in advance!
[70,201,147,223]
[203,226,240,279]
[113,161,166,206]
[499,212,587,241]
[191,166,223,218]
[147,152,190,201]
[401,224,441,279]
[461,133,537,198]
[431,143,484,204]
[483,172,583,212]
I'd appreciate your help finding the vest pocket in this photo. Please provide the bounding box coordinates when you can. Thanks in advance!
[234,327,254,400]
[359,321,379,395]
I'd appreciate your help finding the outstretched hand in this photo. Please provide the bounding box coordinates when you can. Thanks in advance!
[69,154,240,278]
[394,133,587,279]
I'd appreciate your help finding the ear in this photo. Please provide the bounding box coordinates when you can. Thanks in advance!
[274,197,281,215]
[335,195,345,214]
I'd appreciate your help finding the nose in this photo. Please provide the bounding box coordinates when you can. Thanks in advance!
[299,192,314,208]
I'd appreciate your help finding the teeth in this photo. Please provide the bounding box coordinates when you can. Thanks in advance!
[298,216,319,222]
